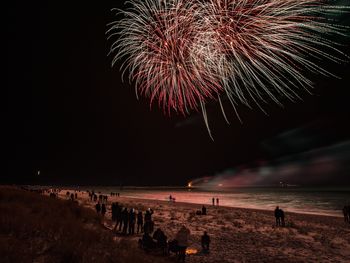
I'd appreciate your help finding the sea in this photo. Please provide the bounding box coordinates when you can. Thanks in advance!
[79,186,349,217]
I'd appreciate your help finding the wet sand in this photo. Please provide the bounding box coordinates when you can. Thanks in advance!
[58,190,350,263]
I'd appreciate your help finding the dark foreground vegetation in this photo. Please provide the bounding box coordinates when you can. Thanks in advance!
[0,187,169,263]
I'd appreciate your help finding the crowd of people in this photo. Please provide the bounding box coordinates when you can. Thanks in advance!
[110,202,154,235]
[94,199,212,261]
[139,225,210,262]
[37,188,350,261]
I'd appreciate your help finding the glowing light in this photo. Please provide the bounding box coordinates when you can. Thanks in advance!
[108,0,349,137]
[188,182,192,188]
[186,248,198,255]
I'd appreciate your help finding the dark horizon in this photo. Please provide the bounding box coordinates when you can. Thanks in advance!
[6,1,350,186]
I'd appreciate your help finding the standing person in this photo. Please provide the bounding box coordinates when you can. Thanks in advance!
[216,198,219,206]
[101,203,106,217]
[175,225,190,262]
[129,208,136,235]
[202,205,207,215]
[274,206,281,226]
[122,208,129,235]
[212,197,215,206]
[280,208,285,227]
[144,208,154,234]
[201,231,210,253]
[116,204,122,231]
[95,202,101,214]
[343,205,349,223]
[137,211,143,233]
[111,203,117,222]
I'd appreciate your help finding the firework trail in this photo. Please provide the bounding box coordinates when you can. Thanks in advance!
[200,0,349,112]
[107,0,349,137]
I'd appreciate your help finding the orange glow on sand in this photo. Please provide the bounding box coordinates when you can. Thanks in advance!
[186,248,198,255]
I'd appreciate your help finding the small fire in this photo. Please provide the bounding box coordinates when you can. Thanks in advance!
[187,182,192,188]
[186,248,198,255]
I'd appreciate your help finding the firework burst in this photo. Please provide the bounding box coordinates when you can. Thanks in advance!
[200,0,349,111]
[107,0,223,117]
[107,0,349,137]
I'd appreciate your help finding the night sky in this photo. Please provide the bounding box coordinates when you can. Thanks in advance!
[6,1,350,186]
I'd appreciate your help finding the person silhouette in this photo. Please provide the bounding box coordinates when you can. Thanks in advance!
[175,225,190,262]
[343,205,350,223]
[101,203,106,217]
[137,211,143,233]
[274,206,281,226]
[201,231,210,253]
[280,208,285,227]
[129,208,136,235]
[95,202,101,214]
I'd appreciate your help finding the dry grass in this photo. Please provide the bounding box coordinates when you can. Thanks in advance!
[0,187,170,263]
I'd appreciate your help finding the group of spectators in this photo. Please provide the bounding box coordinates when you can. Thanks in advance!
[139,225,210,262]
[88,190,109,203]
[111,202,154,235]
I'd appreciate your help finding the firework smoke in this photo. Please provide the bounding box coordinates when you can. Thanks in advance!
[107,0,349,137]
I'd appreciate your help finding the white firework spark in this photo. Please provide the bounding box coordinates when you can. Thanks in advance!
[107,0,349,138]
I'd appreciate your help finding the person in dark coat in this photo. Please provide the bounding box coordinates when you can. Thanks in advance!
[137,211,143,233]
[201,231,210,253]
[202,205,207,215]
[139,232,156,251]
[274,206,281,226]
[116,204,122,231]
[343,205,349,223]
[280,208,285,227]
[144,208,154,234]
[175,225,190,262]
[101,203,106,217]
[111,203,117,222]
[129,208,136,235]
[122,208,129,234]
[95,202,101,214]
[153,228,167,255]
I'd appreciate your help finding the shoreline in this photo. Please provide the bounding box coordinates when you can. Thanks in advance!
[115,195,343,218]
[18,185,346,217]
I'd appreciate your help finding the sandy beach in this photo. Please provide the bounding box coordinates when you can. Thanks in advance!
[57,189,350,263]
